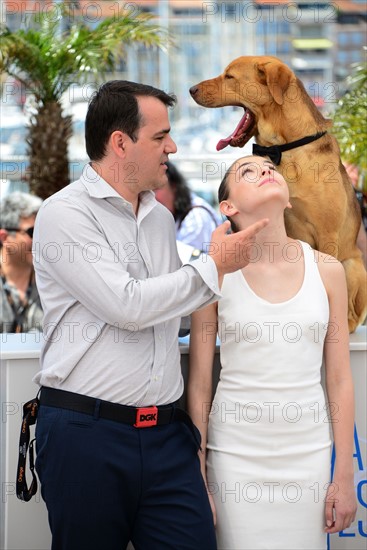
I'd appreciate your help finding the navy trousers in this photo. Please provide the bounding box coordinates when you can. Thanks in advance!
[35,404,217,550]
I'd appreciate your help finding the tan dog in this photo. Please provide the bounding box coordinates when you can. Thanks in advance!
[190,55,366,332]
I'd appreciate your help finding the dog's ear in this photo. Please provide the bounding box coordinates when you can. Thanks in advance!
[256,62,292,105]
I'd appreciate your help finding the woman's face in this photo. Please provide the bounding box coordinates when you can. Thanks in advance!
[219,155,290,220]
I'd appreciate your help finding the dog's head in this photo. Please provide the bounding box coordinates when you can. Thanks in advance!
[190,56,295,150]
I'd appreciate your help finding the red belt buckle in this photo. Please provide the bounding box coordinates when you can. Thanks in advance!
[134,406,158,428]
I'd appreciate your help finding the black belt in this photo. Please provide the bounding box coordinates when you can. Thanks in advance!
[40,387,195,432]
[16,388,200,503]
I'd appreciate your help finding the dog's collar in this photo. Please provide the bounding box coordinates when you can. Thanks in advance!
[252,131,327,165]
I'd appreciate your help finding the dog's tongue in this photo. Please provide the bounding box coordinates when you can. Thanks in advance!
[216,137,234,151]
[216,110,252,151]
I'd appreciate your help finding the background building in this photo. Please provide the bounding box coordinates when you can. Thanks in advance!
[1,0,366,198]
[2,0,366,116]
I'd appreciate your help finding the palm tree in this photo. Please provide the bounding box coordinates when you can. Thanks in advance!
[0,2,169,199]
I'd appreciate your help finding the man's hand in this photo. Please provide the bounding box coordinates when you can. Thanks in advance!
[207,219,269,278]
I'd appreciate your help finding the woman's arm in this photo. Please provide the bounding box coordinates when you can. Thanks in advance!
[188,302,218,522]
[319,255,357,534]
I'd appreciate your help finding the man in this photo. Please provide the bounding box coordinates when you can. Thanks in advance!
[0,191,43,332]
[33,81,268,550]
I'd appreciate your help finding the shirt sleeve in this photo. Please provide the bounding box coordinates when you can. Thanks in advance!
[34,197,221,330]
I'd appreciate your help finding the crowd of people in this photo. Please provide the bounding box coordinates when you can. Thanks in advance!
[0,79,364,550]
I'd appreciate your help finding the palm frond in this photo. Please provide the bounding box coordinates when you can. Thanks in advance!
[0,1,171,198]
[332,55,367,177]
[1,4,171,103]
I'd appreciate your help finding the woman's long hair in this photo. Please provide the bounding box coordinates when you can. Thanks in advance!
[166,162,192,224]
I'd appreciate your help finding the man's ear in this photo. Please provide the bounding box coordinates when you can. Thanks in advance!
[286,201,292,209]
[110,130,129,158]
[220,200,239,217]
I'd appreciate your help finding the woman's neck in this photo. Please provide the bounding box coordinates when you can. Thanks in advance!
[242,215,291,263]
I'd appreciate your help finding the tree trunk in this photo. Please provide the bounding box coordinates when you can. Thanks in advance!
[27,101,72,200]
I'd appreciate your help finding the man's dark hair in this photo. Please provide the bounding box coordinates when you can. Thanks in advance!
[85,80,176,161]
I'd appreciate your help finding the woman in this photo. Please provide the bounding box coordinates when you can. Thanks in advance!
[188,155,357,549]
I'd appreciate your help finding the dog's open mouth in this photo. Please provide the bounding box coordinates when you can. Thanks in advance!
[216,108,255,151]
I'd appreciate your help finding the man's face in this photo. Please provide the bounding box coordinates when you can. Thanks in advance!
[127,96,177,193]
[0,215,35,267]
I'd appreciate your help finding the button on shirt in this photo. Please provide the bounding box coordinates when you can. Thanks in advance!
[33,165,221,406]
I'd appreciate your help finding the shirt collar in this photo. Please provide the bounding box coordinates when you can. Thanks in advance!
[80,163,157,216]
[80,164,124,200]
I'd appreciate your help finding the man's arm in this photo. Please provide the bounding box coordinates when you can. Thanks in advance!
[35,200,267,330]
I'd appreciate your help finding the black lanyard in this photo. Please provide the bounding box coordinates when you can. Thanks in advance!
[16,394,40,501]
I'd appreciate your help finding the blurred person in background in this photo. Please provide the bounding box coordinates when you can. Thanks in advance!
[155,161,221,252]
[0,191,43,332]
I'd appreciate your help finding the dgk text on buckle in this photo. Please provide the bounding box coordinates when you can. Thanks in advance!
[134,406,158,428]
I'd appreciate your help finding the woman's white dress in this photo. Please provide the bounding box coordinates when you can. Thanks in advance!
[207,241,331,549]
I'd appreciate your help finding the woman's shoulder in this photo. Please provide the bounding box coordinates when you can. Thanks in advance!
[190,195,221,224]
[296,240,345,291]
[308,246,345,296]
[298,241,342,269]
[311,248,343,272]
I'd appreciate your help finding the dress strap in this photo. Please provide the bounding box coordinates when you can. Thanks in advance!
[298,240,327,296]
